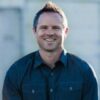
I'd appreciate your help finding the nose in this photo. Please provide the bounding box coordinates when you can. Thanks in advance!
[46,27,54,35]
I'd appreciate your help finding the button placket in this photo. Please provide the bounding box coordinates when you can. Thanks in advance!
[49,71,55,100]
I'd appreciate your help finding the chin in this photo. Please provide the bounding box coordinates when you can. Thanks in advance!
[44,48,56,52]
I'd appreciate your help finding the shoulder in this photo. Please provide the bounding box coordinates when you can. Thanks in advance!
[67,53,97,81]
[8,51,36,71]
[67,53,91,70]
[5,51,37,84]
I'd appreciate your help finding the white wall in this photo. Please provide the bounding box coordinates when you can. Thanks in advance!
[0,8,23,100]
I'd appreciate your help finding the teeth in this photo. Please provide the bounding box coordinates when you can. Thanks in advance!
[45,39,54,42]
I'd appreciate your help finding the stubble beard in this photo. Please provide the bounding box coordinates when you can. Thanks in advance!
[38,40,63,53]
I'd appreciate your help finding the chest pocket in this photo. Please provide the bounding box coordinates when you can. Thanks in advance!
[56,82,82,100]
[22,84,46,100]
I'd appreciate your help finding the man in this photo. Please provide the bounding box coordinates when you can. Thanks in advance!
[2,1,98,100]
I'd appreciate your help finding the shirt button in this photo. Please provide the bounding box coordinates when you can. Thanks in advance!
[51,72,54,76]
[32,89,35,94]
[69,86,73,91]
[50,88,53,93]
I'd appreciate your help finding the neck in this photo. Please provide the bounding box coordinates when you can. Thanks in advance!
[39,49,62,69]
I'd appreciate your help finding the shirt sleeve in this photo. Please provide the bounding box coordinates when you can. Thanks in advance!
[82,64,98,100]
[2,66,22,100]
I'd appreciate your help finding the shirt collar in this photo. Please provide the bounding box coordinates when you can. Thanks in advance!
[59,49,67,67]
[34,49,67,69]
[34,50,43,68]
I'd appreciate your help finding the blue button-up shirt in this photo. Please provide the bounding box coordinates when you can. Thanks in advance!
[3,50,98,100]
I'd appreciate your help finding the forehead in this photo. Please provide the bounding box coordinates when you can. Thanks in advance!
[37,12,63,26]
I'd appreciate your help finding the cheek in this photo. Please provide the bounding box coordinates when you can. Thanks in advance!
[57,32,65,38]
[36,32,43,38]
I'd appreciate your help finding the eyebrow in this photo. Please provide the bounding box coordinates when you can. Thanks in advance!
[39,25,62,29]
[39,25,48,28]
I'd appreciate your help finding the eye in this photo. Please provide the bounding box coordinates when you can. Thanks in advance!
[40,25,48,30]
[52,26,61,30]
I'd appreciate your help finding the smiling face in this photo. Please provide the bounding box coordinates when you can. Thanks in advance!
[34,12,68,52]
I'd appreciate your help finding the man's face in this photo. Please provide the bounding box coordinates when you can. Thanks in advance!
[34,12,68,52]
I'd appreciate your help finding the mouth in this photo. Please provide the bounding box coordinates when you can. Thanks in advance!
[44,38,56,42]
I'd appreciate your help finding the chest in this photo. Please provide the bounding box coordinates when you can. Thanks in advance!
[21,66,83,100]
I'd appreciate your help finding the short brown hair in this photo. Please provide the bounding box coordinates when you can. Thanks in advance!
[33,1,68,31]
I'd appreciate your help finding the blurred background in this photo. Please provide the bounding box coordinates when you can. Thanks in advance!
[0,0,100,99]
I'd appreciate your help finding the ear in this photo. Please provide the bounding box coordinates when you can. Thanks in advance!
[64,27,69,38]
